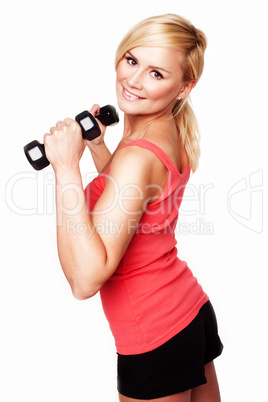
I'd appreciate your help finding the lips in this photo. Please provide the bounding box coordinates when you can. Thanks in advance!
[122,87,145,101]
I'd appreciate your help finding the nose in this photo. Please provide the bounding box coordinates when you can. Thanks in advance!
[126,69,143,90]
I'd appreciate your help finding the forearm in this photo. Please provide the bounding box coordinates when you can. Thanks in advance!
[55,166,107,299]
[87,141,111,172]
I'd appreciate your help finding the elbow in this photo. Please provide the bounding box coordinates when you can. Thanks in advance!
[71,282,100,300]
[61,262,103,300]
[63,259,109,300]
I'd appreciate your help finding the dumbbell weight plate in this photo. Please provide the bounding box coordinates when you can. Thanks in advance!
[95,105,119,126]
[24,140,50,171]
[75,111,101,141]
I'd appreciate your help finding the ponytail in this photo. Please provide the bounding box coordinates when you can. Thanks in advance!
[173,97,200,172]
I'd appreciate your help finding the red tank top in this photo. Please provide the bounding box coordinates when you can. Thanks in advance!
[84,139,208,355]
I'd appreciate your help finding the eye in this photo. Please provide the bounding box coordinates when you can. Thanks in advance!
[125,56,137,66]
[151,70,163,80]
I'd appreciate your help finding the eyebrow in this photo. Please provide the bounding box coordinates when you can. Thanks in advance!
[126,51,172,75]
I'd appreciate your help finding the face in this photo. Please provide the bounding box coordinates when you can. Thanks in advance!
[116,46,193,116]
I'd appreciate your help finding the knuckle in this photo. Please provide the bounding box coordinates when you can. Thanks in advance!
[57,121,65,128]
[63,117,73,125]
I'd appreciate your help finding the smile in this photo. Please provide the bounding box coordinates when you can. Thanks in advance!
[122,87,145,101]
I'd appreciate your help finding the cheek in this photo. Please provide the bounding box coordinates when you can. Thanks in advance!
[149,83,178,103]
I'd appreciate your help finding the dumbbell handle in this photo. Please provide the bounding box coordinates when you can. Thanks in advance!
[24,105,119,170]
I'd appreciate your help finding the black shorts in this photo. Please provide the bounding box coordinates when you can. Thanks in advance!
[117,300,223,400]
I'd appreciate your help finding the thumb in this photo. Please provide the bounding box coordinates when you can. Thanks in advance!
[89,104,101,117]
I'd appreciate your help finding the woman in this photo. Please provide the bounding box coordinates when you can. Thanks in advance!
[44,13,223,402]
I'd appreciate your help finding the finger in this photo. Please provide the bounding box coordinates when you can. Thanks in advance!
[50,120,68,134]
[49,125,57,135]
[89,104,100,117]
[43,133,51,143]
[89,106,106,130]
[56,120,67,128]
[63,117,76,127]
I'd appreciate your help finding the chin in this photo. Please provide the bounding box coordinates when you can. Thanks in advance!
[116,98,145,115]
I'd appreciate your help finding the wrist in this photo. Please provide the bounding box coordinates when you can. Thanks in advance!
[54,164,82,185]
[87,140,106,152]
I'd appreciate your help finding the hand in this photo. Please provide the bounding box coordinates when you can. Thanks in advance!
[44,118,86,172]
[86,104,107,147]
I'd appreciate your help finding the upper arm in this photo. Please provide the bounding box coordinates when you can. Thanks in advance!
[90,146,160,286]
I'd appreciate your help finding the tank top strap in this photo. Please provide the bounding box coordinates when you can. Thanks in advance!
[116,138,181,174]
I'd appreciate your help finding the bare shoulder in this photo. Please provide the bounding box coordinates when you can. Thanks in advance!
[112,143,165,175]
[115,143,153,162]
[108,143,168,199]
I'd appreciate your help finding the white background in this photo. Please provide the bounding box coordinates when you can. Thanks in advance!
[1,0,267,401]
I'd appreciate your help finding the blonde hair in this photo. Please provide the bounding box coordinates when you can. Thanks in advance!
[115,14,207,172]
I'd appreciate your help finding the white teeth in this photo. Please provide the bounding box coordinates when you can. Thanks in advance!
[125,89,140,99]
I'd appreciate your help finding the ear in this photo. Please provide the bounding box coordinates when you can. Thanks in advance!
[176,80,197,100]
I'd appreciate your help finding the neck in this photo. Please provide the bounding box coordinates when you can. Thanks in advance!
[122,108,174,140]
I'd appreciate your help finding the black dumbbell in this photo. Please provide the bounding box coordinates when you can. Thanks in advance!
[24,105,119,170]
